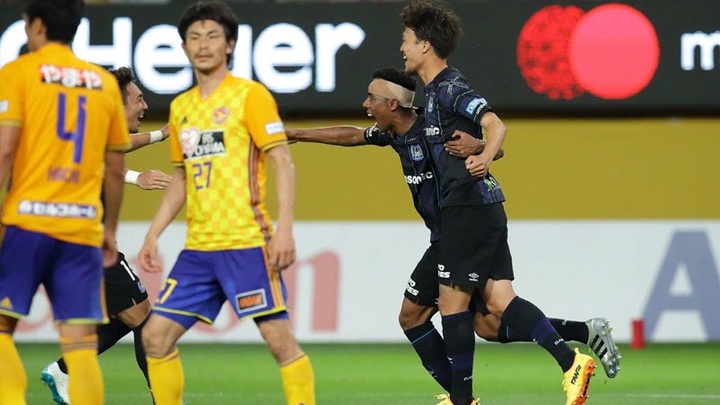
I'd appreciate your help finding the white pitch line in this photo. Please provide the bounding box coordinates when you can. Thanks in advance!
[623,393,720,400]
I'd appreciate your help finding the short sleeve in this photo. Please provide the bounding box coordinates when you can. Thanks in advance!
[244,83,287,151]
[169,101,184,165]
[0,61,24,126]
[363,124,393,147]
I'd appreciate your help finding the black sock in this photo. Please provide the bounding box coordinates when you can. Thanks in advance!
[549,318,589,344]
[132,316,150,387]
[500,297,575,372]
[56,317,131,374]
[442,311,475,405]
[498,318,589,344]
[404,322,452,392]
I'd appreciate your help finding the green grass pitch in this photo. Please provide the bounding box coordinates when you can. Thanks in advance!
[19,342,720,405]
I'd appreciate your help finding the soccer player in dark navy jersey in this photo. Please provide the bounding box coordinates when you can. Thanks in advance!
[287,67,620,398]
[399,2,621,405]
[422,67,506,207]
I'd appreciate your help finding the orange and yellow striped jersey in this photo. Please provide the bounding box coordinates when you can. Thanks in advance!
[0,43,130,247]
[169,73,287,251]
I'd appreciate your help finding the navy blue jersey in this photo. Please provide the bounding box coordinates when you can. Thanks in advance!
[364,115,441,243]
[423,67,505,207]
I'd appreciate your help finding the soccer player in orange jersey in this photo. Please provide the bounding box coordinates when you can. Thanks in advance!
[41,66,171,405]
[138,2,315,405]
[0,1,130,404]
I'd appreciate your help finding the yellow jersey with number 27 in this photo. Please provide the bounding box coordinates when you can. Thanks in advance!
[169,73,287,251]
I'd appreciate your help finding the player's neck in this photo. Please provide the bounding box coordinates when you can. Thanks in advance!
[418,58,448,85]
[195,66,228,99]
[393,110,417,136]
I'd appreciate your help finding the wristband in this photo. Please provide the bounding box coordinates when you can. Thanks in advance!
[124,170,140,185]
[149,130,163,144]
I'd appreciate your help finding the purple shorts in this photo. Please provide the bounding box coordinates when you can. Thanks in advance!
[153,247,289,329]
[0,226,105,323]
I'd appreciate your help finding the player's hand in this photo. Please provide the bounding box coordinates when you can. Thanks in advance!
[465,153,493,178]
[137,170,171,190]
[102,229,118,267]
[445,130,484,158]
[284,128,299,145]
[159,124,170,141]
[140,235,162,273]
[266,229,296,273]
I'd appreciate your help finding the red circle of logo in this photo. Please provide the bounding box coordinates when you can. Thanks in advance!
[517,3,659,100]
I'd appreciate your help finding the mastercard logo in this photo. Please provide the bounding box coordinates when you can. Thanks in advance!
[517,3,660,100]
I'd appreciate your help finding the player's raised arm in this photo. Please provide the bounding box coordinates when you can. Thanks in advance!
[286,125,367,146]
[126,124,170,153]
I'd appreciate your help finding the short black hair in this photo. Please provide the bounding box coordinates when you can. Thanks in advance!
[399,0,462,60]
[372,67,416,92]
[108,66,138,105]
[24,0,84,44]
[178,1,239,66]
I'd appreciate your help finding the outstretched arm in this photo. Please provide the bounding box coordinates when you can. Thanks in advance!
[124,168,171,190]
[286,126,367,146]
[126,124,170,153]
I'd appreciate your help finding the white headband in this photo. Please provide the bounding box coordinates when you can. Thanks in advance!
[372,79,416,109]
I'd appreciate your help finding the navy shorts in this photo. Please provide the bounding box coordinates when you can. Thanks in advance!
[0,226,105,323]
[153,247,289,329]
[438,203,514,289]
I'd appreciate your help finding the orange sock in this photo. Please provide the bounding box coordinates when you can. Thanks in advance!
[0,332,27,405]
[147,348,184,405]
[280,353,315,405]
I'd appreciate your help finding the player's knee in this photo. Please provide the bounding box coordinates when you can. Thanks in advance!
[117,301,151,329]
[473,313,500,342]
[141,322,176,357]
[474,323,499,342]
[398,303,435,331]
[0,315,18,334]
[398,310,423,331]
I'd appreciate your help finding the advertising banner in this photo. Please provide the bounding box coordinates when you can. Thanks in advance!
[14,221,720,343]
[1,1,718,115]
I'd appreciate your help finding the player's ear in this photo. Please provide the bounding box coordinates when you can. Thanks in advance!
[226,39,236,56]
[389,98,401,112]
